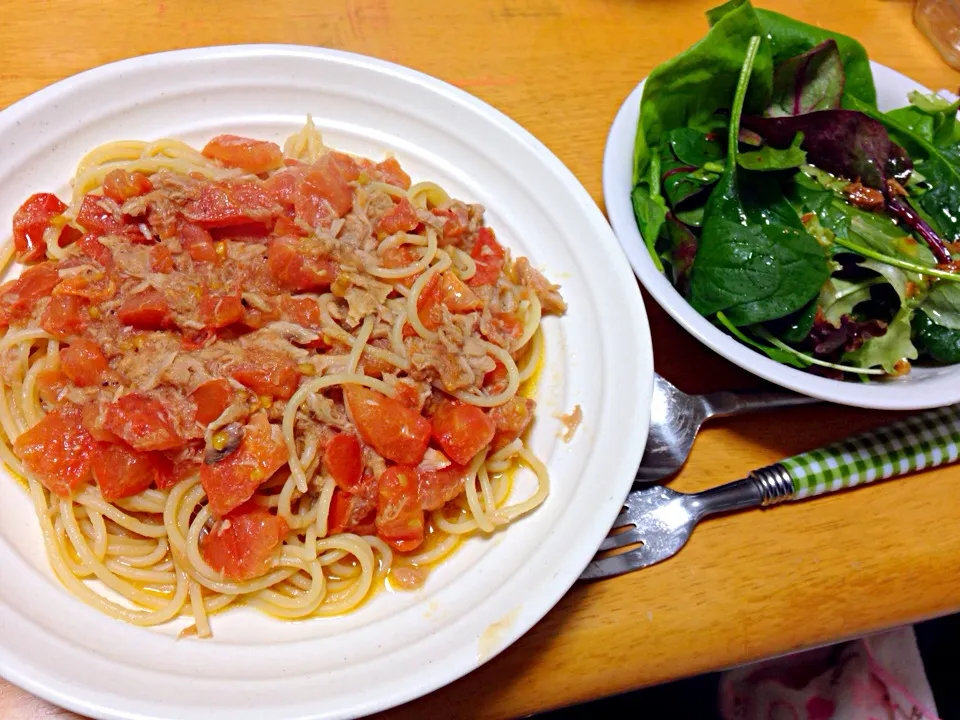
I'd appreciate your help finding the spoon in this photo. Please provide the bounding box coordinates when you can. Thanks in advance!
[639,373,819,483]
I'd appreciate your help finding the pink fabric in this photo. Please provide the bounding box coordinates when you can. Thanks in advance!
[720,627,939,720]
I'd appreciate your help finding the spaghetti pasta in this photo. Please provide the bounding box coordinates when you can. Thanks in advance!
[0,120,567,635]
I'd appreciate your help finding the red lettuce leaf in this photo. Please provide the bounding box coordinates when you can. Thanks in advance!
[767,40,845,117]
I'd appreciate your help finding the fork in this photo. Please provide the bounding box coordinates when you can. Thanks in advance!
[582,403,960,580]
[640,374,818,483]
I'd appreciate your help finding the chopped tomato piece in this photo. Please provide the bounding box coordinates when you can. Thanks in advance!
[431,205,469,243]
[263,169,303,208]
[419,464,469,511]
[77,234,113,268]
[416,273,444,331]
[295,153,353,226]
[91,442,162,501]
[231,347,301,399]
[372,157,411,190]
[36,368,67,405]
[179,222,218,262]
[392,379,422,410]
[484,360,509,394]
[181,327,215,351]
[328,487,377,535]
[200,501,289,581]
[468,227,505,287]
[201,135,284,175]
[376,465,424,552]
[324,433,363,492]
[200,413,289,516]
[13,193,66,262]
[76,194,126,236]
[242,297,281,329]
[488,396,535,450]
[118,289,173,330]
[13,405,96,498]
[191,379,233,424]
[183,180,281,229]
[0,263,61,328]
[380,245,421,288]
[490,312,524,341]
[200,293,244,329]
[343,385,431,465]
[150,244,175,273]
[330,151,370,183]
[278,295,323,337]
[440,271,482,312]
[431,399,495,465]
[376,197,419,236]
[267,236,337,292]
[51,270,116,304]
[155,455,199,490]
[103,394,182,451]
[272,213,308,238]
[81,402,122,443]
[102,170,153,204]
[61,339,108,387]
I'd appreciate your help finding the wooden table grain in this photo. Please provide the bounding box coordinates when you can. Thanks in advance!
[2,0,959,718]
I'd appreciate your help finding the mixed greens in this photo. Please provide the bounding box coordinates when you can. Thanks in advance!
[632,0,960,378]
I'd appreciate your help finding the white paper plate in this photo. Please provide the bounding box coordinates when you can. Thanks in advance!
[604,61,960,410]
[0,45,652,720]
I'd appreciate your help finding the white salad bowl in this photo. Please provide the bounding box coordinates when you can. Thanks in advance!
[604,61,960,410]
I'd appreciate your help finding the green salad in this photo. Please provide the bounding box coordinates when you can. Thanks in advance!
[632,0,960,378]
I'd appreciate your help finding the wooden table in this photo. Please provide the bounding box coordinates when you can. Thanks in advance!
[2,0,959,718]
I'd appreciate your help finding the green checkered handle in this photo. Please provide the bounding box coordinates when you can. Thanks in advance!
[749,404,960,505]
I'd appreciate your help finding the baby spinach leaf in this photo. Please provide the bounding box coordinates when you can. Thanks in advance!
[767,40,844,117]
[633,0,772,184]
[769,298,818,343]
[886,92,960,149]
[914,311,960,363]
[632,185,668,271]
[847,94,960,243]
[754,8,876,107]
[748,110,953,262]
[688,35,829,326]
[738,132,807,170]
[921,282,960,330]
[740,175,806,230]
[659,129,724,207]
[675,204,706,228]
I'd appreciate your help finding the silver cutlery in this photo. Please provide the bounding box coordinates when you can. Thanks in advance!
[639,373,818,483]
[583,404,960,580]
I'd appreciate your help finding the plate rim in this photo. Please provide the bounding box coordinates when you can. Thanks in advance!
[603,60,960,410]
[0,43,654,719]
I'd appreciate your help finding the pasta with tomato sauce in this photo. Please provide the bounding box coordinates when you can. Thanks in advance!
[0,119,566,635]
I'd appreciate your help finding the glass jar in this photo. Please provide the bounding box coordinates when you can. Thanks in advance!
[915,0,960,71]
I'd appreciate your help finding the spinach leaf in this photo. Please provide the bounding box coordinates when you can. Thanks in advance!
[921,282,960,330]
[754,8,877,107]
[914,311,960,363]
[659,128,724,207]
[769,298,818,343]
[767,40,844,117]
[886,91,960,149]
[847,94,960,243]
[738,132,806,170]
[632,185,668,272]
[675,205,706,228]
[688,35,829,326]
[633,0,772,184]
[740,174,806,230]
